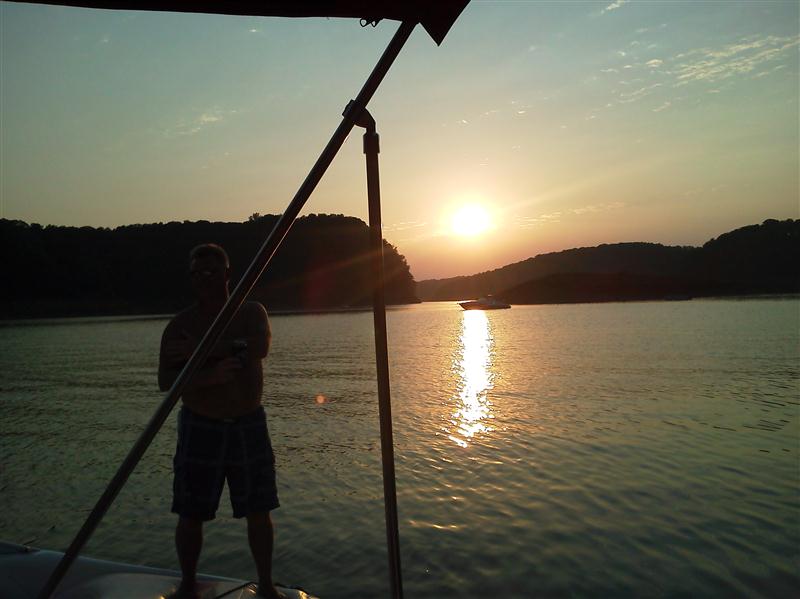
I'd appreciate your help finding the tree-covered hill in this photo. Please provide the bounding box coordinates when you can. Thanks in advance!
[418,242,694,301]
[418,219,799,303]
[1,214,418,318]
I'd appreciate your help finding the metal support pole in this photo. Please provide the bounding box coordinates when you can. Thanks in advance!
[37,20,416,599]
[354,107,404,599]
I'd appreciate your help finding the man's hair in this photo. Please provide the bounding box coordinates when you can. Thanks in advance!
[189,243,230,269]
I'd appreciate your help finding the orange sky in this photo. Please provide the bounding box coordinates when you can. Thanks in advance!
[1,2,798,280]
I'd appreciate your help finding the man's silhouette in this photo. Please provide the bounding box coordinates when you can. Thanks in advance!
[159,243,281,599]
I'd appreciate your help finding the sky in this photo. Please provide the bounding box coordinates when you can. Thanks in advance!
[1,1,798,280]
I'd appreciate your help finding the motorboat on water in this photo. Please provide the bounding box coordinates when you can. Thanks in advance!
[458,296,511,310]
[0,541,315,599]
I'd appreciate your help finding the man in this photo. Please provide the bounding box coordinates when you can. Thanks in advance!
[158,243,281,599]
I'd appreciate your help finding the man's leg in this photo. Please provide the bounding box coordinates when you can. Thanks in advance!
[176,516,203,594]
[247,511,281,598]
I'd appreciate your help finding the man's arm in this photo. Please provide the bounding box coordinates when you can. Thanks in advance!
[158,317,186,392]
[241,301,271,361]
[158,316,240,392]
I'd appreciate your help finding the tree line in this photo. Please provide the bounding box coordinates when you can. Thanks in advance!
[418,219,800,303]
[1,214,419,318]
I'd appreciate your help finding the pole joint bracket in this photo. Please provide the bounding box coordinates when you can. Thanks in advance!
[344,100,379,154]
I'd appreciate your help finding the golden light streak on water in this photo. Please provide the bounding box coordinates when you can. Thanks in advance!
[448,310,495,447]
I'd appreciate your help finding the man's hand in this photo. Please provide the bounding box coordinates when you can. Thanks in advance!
[164,330,197,363]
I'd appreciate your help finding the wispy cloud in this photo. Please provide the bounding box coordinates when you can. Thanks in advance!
[383,221,428,234]
[672,35,799,85]
[753,63,788,78]
[602,0,631,15]
[569,202,625,215]
[164,108,237,138]
[516,203,625,228]
[383,220,433,244]
[617,83,662,104]
[516,212,562,228]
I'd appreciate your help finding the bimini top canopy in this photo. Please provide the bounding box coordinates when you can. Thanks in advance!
[7,0,469,45]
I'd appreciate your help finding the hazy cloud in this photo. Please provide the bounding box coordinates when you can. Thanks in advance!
[618,83,662,104]
[516,212,562,228]
[383,221,428,234]
[198,113,221,124]
[569,202,625,215]
[602,0,631,15]
[599,34,796,112]
[164,108,236,137]
[516,203,624,228]
[753,63,789,78]
[672,35,799,85]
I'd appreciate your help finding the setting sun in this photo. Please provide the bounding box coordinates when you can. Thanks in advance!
[451,205,491,237]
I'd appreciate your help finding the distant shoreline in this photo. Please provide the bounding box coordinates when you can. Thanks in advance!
[2,294,797,327]
[0,303,414,326]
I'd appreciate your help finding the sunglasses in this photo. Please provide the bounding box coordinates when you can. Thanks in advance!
[190,267,223,278]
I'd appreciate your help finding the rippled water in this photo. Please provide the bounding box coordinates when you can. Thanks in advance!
[1,299,798,598]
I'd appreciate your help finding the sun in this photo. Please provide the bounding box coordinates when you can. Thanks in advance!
[451,204,491,237]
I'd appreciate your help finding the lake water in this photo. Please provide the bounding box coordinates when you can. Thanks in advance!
[1,299,799,598]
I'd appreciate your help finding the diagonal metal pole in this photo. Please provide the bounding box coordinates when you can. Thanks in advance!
[355,107,404,599]
[37,20,416,599]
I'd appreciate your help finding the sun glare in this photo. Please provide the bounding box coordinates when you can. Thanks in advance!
[451,205,491,237]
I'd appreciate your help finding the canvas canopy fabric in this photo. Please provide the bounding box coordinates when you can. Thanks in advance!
[6,0,469,44]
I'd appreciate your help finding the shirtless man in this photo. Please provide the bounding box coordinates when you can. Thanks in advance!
[158,243,281,599]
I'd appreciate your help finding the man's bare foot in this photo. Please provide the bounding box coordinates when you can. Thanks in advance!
[166,581,200,599]
[254,582,286,599]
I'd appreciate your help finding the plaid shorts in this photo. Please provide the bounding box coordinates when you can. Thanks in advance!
[172,406,279,521]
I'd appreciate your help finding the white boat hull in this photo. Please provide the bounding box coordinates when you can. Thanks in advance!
[458,298,511,310]
[0,541,317,599]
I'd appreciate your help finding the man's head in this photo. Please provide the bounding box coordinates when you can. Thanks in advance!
[189,243,230,304]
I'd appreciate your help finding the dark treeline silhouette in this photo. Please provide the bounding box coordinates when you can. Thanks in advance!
[1,214,418,319]
[419,219,799,303]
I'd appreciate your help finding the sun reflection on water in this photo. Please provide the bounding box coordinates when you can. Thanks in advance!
[448,310,495,447]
